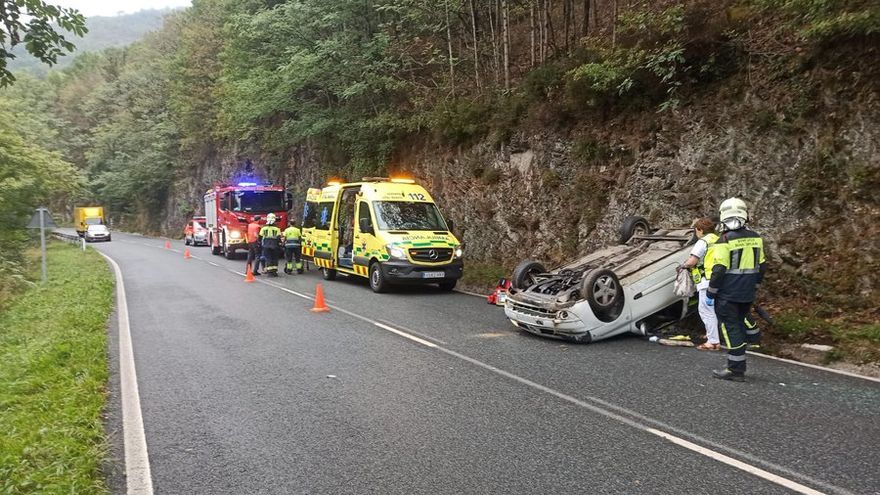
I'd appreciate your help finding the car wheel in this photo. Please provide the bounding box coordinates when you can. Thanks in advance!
[512,260,547,290]
[438,280,457,291]
[369,262,389,293]
[581,269,624,322]
[107,236,111,242]
[322,267,337,281]
[619,216,650,244]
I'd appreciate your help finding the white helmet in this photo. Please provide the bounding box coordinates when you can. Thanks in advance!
[266,213,277,225]
[719,197,748,222]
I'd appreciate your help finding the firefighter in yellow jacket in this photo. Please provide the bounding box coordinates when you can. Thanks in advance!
[259,213,282,277]
[707,198,767,382]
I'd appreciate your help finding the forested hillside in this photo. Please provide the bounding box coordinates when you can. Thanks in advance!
[2,0,878,358]
[7,9,175,76]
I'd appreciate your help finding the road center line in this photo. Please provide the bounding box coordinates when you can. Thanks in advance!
[99,252,154,495]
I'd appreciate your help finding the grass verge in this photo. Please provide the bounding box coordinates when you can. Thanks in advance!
[0,242,113,494]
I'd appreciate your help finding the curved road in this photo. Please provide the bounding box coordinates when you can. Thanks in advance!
[85,232,878,494]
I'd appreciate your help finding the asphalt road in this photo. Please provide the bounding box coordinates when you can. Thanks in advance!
[80,231,879,494]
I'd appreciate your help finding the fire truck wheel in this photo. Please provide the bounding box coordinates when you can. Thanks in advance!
[224,245,236,260]
[322,267,337,281]
[210,234,221,255]
[369,262,390,293]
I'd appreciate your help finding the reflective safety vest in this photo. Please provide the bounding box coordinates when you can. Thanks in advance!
[283,226,302,246]
[708,227,766,303]
[259,225,281,249]
[691,233,719,283]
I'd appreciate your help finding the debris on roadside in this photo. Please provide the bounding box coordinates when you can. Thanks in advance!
[487,278,512,306]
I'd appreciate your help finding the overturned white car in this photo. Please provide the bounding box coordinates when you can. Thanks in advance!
[504,217,696,343]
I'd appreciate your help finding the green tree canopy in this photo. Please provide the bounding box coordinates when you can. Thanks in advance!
[0,0,87,86]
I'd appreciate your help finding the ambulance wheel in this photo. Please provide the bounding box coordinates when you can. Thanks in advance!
[369,262,389,293]
[322,267,337,281]
[438,280,457,291]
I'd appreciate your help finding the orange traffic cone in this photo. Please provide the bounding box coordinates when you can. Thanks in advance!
[244,264,255,283]
[311,284,330,313]
[165,240,171,249]
[184,248,191,259]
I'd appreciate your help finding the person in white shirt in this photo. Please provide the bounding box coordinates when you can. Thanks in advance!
[678,217,721,350]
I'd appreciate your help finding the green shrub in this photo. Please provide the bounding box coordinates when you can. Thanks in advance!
[522,63,565,102]
[432,98,490,145]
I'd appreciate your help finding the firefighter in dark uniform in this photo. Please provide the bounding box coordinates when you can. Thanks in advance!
[259,213,282,277]
[707,198,767,381]
[282,223,303,274]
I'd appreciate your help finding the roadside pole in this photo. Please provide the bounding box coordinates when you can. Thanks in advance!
[39,208,47,283]
[26,207,58,284]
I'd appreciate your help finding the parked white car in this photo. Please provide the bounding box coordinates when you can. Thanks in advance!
[85,224,111,242]
[504,217,695,343]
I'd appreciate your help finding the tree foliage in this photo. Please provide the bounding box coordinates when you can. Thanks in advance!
[0,0,87,86]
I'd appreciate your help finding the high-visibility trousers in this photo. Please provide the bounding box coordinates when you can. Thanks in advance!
[715,299,752,374]
[285,243,303,274]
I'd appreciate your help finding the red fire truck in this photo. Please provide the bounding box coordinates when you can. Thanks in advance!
[204,182,292,259]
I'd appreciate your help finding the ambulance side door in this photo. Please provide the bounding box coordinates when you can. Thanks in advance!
[313,201,336,266]
[353,200,379,271]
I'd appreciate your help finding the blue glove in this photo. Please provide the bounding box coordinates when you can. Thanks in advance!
[705,295,714,307]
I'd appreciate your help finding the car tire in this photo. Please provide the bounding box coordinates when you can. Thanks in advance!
[369,262,389,293]
[619,216,650,244]
[438,280,457,291]
[581,269,624,322]
[512,260,547,290]
[322,267,337,281]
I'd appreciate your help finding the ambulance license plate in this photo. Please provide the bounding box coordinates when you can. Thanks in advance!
[422,271,445,279]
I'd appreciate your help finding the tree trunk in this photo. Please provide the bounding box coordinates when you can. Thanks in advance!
[612,0,618,48]
[445,0,456,95]
[489,0,500,86]
[530,0,536,67]
[501,0,510,90]
[469,0,481,90]
[563,0,570,52]
[581,0,589,37]
[545,0,555,58]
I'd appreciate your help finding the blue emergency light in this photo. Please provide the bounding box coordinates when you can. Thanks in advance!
[237,182,258,187]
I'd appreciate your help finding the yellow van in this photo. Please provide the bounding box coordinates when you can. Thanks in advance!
[301,178,463,292]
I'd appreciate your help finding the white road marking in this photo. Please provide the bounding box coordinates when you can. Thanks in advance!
[374,322,438,348]
[647,429,826,495]
[747,351,880,384]
[99,252,154,495]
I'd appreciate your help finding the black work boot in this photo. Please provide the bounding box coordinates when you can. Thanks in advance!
[712,368,745,382]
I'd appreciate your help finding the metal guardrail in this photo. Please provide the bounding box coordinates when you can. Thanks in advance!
[52,231,87,250]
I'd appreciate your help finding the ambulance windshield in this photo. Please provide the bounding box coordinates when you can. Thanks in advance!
[372,201,448,231]
[232,191,284,213]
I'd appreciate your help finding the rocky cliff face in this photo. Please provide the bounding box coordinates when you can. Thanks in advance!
[161,66,879,315]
